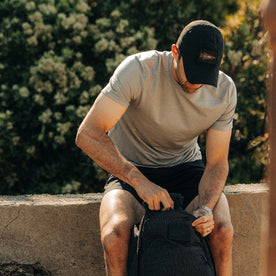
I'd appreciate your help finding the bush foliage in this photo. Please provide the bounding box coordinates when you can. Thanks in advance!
[0,0,269,194]
[221,1,270,184]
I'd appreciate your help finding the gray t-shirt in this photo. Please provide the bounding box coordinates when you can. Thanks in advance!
[102,50,237,167]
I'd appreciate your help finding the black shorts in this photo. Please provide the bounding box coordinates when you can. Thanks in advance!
[104,160,205,209]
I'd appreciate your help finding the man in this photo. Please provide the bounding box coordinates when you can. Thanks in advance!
[76,20,237,276]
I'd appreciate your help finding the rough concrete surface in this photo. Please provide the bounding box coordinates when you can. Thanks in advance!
[0,184,269,276]
[0,193,104,276]
[225,184,269,276]
[0,262,51,275]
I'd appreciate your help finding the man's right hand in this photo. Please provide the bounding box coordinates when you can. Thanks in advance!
[135,182,174,211]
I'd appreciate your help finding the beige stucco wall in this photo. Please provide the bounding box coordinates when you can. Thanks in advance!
[0,184,268,276]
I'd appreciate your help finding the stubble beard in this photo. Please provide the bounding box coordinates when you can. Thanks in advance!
[177,80,198,93]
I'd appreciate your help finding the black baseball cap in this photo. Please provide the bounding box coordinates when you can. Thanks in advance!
[177,20,224,87]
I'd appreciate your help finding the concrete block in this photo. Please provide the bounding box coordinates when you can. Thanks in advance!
[0,194,104,276]
[0,184,269,276]
[224,184,269,276]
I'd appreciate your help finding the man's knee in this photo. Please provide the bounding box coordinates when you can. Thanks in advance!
[213,221,234,245]
[101,217,132,253]
[210,193,234,244]
[99,189,143,257]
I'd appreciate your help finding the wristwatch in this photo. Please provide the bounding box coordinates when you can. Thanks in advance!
[197,205,213,215]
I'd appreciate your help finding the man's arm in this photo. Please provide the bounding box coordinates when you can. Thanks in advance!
[75,92,174,210]
[198,127,231,209]
[192,128,231,234]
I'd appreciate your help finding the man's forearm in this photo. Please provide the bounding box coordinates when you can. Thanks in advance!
[198,162,229,210]
[75,127,147,189]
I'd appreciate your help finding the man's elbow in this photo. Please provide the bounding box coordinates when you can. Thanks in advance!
[75,125,105,150]
[215,160,229,172]
[207,160,229,177]
[75,127,86,150]
[218,161,229,178]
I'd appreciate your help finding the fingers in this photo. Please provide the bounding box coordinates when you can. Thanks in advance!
[192,215,212,226]
[194,220,214,237]
[136,181,174,211]
[146,189,174,211]
[161,190,174,210]
[192,215,214,237]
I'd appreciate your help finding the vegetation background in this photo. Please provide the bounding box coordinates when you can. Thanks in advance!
[0,0,270,195]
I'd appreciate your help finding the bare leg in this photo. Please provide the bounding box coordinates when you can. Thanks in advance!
[99,190,145,276]
[186,193,234,276]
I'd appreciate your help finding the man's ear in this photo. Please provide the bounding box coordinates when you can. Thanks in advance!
[171,44,179,60]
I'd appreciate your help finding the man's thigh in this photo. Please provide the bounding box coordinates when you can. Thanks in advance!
[185,193,232,224]
[100,189,145,235]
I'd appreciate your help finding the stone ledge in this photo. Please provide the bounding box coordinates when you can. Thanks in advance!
[224,183,269,193]
[0,184,269,276]
[0,193,103,206]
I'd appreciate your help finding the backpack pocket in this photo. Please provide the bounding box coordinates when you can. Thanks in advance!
[168,217,201,245]
[140,239,213,276]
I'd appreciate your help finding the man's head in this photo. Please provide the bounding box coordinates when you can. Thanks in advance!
[174,20,224,88]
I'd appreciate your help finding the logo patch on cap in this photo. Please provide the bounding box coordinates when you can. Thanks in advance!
[198,49,218,65]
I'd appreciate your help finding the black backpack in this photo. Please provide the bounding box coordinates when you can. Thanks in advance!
[127,193,216,276]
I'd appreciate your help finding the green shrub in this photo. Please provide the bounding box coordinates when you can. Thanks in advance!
[1,0,267,195]
[0,0,104,194]
[221,1,270,184]
[0,0,175,194]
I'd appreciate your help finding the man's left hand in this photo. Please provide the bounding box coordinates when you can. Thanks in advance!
[192,208,214,237]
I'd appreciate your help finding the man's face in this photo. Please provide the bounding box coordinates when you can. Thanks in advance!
[174,56,202,93]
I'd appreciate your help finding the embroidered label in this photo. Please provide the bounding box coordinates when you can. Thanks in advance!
[198,49,218,65]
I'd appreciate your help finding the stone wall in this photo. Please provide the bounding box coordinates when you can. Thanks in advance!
[0,184,268,276]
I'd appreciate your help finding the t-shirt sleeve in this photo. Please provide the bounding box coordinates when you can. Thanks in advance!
[210,79,237,131]
[102,55,144,107]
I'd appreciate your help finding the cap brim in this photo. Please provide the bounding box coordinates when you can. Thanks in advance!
[183,61,219,87]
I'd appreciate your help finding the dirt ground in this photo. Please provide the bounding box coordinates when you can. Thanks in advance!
[0,263,51,276]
